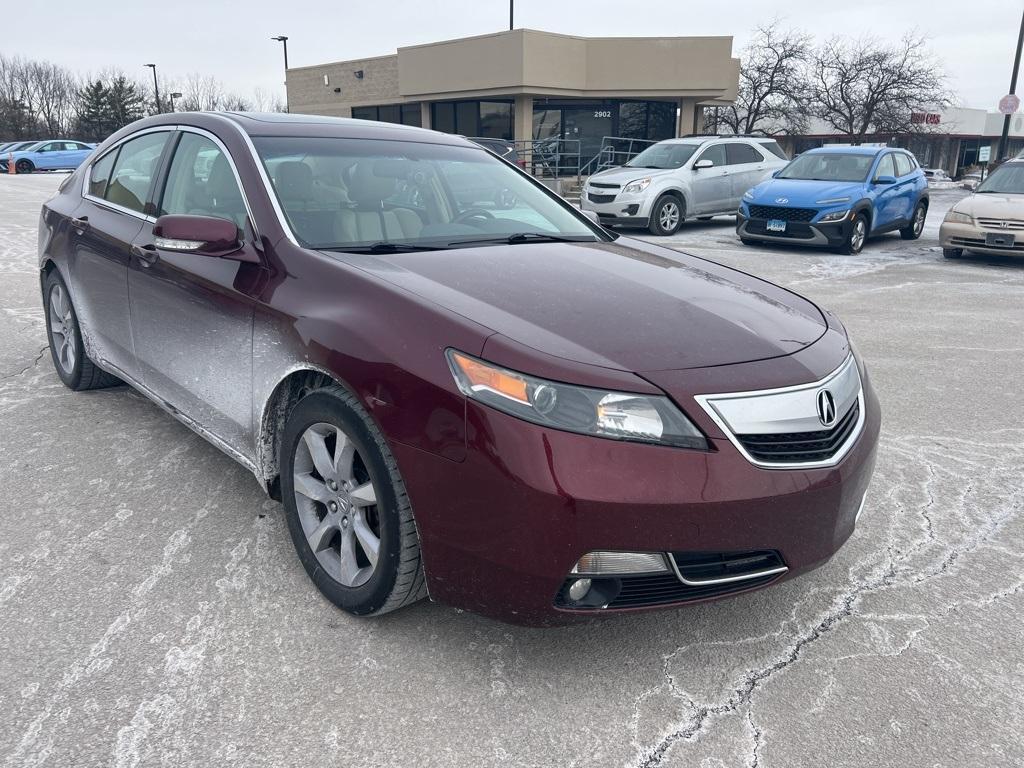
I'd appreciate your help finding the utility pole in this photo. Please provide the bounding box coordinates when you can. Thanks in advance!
[145,64,161,113]
[997,8,1024,161]
[272,36,290,112]
[509,0,514,30]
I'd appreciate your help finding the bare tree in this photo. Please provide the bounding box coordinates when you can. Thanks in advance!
[250,87,286,113]
[706,22,812,135]
[810,33,951,143]
[178,73,224,112]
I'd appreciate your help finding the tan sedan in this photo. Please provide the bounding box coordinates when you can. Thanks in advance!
[941,160,1024,258]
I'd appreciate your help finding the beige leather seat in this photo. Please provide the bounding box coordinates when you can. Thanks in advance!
[335,161,422,243]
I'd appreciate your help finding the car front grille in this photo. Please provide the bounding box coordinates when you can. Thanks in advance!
[589,182,620,189]
[744,220,817,239]
[588,192,616,204]
[748,204,818,222]
[949,236,1024,251]
[555,550,787,609]
[977,218,1024,230]
[736,402,860,463]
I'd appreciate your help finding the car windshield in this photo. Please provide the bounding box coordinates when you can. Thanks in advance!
[975,163,1024,194]
[625,143,698,169]
[253,136,602,251]
[778,152,875,182]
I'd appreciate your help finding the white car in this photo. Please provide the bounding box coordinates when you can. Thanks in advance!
[922,167,952,184]
[580,136,789,235]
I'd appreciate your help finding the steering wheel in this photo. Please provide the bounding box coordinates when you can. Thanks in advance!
[453,208,495,225]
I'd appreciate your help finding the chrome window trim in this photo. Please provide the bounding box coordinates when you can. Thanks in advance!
[694,354,865,470]
[80,125,172,220]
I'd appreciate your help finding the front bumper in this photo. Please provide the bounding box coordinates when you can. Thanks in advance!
[737,211,852,248]
[940,220,1024,257]
[580,188,653,227]
[396,355,881,626]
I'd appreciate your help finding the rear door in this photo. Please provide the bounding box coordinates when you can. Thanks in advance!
[725,142,769,202]
[127,129,262,454]
[892,152,918,221]
[690,144,731,214]
[68,129,172,376]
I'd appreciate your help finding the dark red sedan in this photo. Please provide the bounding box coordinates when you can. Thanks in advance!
[37,113,879,626]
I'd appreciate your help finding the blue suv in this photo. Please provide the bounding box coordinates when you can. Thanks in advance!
[737,146,929,254]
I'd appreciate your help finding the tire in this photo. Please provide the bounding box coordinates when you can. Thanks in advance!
[942,247,963,259]
[279,385,426,617]
[900,202,927,240]
[15,159,34,174]
[43,270,122,390]
[648,195,684,236]
[837,213,868,255]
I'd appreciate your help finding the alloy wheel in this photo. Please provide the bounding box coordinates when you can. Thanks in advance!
[292,422,381,588]
[48,283,77,374]
[660,201,680,231]
[913,206,925,236]
[850,219,866,252]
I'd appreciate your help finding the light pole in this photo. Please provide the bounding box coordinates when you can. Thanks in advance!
[509,0,514,29]
[271,35,289,112]
[145,64,161,113]
[997,9,1024,162]
[169,92,182,112]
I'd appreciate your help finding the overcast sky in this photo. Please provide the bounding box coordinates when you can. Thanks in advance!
[14,0,1021,111]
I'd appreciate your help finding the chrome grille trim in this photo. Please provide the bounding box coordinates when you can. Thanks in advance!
[977,218,1024,230]
[694,354,865,469]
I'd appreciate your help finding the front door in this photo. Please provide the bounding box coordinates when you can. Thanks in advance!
[871,153,901,230]
[563,107,614,174]
[690,144,732,214]
[128,130,262,454]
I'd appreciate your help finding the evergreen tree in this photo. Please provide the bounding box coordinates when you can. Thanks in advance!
[105,75,144,132]
[75,79,109,142]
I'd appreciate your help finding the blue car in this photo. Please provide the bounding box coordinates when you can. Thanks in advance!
[737,146,929,254]
[2,139,95,174]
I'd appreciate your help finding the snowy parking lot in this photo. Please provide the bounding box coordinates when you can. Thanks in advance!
[1,174,1022,767]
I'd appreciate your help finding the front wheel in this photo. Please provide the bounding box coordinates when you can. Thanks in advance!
[43,270,121,390]
[648,195,683,236]
[837,213,868,255]
[15,159,34,174]
[900,202,927,240]
[280,385,427,617]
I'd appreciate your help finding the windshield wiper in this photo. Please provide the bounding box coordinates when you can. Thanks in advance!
[449,232,593,247]
[318,241,450,254]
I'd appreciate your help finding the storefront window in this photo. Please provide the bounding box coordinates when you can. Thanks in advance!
[647,102,676,140]
[618,103,647,139]
[350,103,421,128]
[432,102,456,134]
[479,102,513,139]
[533,109,561,140]
[431,101,514,139]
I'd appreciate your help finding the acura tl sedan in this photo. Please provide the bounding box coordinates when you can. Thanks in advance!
[37,113,880,626]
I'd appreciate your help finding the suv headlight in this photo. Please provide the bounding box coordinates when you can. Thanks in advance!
[622,178,651,194]
[944,210,972,224]
[446,350,707,449]
[818,210,850,223]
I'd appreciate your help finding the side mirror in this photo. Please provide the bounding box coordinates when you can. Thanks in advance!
[153,214,254,262]
[771,169,783,178]
[693,159,714,170]
[873,175,897,186]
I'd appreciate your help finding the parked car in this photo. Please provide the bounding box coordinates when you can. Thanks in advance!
[2,139,95,174]
[0,139,42,157]
[922,167,952,184]
[580,136,789,235]
[940,159,1024,259]
[960,170,983,190]
[39,112,879,626]
[737,146,929,254]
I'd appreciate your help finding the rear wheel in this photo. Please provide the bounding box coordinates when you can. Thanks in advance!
[900,202,927,240]
[280,385,426,617]
[648,195,683,236]
[15,159,33,174]
[43,270,121,390]
[837,213,868,255]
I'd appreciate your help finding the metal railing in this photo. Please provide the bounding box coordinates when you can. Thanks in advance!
[512,138,582,179]
[578,136,659,178]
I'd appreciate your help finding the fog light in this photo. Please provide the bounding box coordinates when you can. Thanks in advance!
[571,551,670,576]
[568,578,592,602]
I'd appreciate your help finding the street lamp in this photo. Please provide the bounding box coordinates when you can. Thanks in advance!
[145,63,161,114]
[169,92,182,112]
[271,35,289,112]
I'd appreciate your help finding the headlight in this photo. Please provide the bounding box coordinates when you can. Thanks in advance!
[818,209,850,223]
[622,178,651,194]
[446,350,707,449]
[944,210,972,224]
[743,189,755,200]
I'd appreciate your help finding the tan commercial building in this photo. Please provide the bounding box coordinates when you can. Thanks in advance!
[286,28,739,168]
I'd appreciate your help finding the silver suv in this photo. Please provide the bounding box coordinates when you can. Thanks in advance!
[580,136,789,235]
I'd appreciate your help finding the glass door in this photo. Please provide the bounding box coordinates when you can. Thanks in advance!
[563,107,614,174]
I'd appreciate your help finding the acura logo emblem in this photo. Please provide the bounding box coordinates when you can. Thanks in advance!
[816,389,837,428]
[775,197,789,204]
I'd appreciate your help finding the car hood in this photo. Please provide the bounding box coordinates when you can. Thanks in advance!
[749,179,865,206]
[954,192,1024,217]
[588,166,678,186]
[331,239,827,372]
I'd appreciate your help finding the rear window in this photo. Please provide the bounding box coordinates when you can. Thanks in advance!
[894,153,914,177]
[726,143,764,164]
[758,140,788,160]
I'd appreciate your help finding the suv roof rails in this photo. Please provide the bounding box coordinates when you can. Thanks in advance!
[679,134,775,140]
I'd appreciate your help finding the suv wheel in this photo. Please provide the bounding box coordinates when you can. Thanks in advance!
[900,202,927,240]
[648,195,683,236]
[837,213,868,255]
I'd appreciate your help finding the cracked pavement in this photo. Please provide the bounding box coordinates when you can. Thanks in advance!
[1,174,1022,767]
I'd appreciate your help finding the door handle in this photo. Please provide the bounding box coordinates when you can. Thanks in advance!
[131,244,160,266]
[70,216,89,232]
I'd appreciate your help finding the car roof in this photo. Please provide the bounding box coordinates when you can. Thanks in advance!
[220,111,472,146]
[804,145,890,156]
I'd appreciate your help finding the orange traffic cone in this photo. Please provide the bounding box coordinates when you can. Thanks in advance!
[7,153,13,175]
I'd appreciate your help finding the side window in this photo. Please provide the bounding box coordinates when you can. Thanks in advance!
[725,143,764,165]
[39,142,59,152]
[758,140,788,159]
[696,144,727,167]
[874,154,896,181]
[894,153,914,177]
[159,133,247,228]
[105,131,169,214]
[87,150,117,198]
